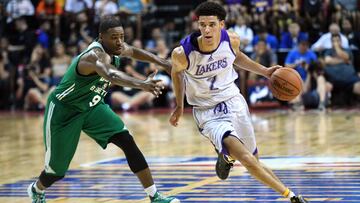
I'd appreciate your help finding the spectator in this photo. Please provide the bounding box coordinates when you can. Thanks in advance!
[76,11,95,44]
[250,0,271,31]
[273,0,293,14]
[0,51,10,109]
[0,1,6,36]
[332,0,360,27]
[251,39,277,73]
[0,37,15,107]
[341,18,360,50]
[5,0,34,23]
[145,27,164,52]
[118,0,143,39]
[271,0,295,36]
[124,26,135,44]
[301,61,332,111]
[231,15,254,53]
[35,20,51,49]
[251,0,273,14]
[18,44,52,110]
[50,42,71,85]
[94,0,118,21]
[64,0,93,14]
[149,39,172,107]
[285,39,318,110]
[252,27,279,50]
[110,39,155,111]
[248,39,277,104]
[324,34,360,96]
[35,0,63,40]
[7,17,36,66]
[280,22,308,49]
[301,0,324,44]
[163,21,180,48]
[311,23,349,52]
[118,0,143,14]
[285,39,317,81]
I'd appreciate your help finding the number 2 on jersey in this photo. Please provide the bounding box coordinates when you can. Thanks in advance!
[207,76,219,90]
[89,95,101,107]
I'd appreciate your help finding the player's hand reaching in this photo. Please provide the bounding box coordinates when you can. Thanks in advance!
[142,70,164,97]
[169,106,183,127]
[264,65,282,79]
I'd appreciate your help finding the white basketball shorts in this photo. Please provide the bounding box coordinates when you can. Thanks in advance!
[192,94,257,156]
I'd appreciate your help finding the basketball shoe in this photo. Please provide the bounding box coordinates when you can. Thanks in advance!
[27,183,46,203]
[215,151,235,180]
[150,192,180,203]
[290,195,309,203]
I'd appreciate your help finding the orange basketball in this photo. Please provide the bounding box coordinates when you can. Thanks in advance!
[269,67,303,101]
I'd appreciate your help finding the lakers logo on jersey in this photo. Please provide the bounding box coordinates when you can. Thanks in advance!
[195,57,228,76]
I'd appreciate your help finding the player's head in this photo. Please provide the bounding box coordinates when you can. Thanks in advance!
[298,39,309,53]
[98,16,124,55]
[195,1,226,46]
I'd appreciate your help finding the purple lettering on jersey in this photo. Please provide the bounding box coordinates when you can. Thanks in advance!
[195,57,228,75]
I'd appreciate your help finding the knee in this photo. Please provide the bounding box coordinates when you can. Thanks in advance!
[109,131,148,173]
[39,170,64,188]
[316,75,326,86]
[27,89,38,100]
[109,131,135,149]
[353,82,360,95]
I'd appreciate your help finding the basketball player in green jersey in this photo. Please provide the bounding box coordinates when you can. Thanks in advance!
[27,16,180,203]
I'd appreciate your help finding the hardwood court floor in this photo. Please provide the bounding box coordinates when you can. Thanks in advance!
[0,109,360,202]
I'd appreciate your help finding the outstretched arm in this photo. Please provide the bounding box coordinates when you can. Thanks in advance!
[79,48,163,97]
[169,46,187,127]
[228,31,280,79]
[120,42,172,75]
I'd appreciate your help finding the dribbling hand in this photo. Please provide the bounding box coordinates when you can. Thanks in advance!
[143,70,164,97]
[264,65,282,79]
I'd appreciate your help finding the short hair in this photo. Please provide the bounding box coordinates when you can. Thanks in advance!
[195,1,226,21]
[99,15,122,33]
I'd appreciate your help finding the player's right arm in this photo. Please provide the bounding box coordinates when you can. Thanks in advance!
[78,47,163,97]
[169,46,187,127]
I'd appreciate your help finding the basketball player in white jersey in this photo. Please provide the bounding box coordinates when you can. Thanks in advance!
[169,2,308,203]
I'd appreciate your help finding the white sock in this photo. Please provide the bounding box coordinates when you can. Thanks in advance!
[33,182,45,194]
[287,191,296,199]
[144,184,157,197]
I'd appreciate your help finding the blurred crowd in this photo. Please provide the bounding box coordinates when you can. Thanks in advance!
[0,0,359,111]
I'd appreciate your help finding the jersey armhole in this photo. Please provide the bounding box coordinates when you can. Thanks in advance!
[180,45,190,70]
[74,46,102,78]
[224,30,237,57]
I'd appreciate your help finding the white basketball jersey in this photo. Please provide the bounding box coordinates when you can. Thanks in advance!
[180,29,240,107]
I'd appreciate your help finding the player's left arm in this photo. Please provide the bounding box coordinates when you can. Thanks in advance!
[119,42,172,75]
[228,31,281,79]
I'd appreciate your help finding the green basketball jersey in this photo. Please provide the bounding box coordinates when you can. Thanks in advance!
[50,41,121,112]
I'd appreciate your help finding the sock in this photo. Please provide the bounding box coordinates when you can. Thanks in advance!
[144,184,157,197]
[33,182,45,194]
[283,188,295,199]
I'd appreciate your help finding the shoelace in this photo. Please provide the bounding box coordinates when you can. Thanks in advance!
[33,192,45,201]
[151,192,165,200]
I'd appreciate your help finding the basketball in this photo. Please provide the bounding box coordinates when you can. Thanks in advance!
[269,67,303,101]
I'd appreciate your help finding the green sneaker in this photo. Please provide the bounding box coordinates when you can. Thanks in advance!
[150,192,180,203]
[27,183,46,203]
